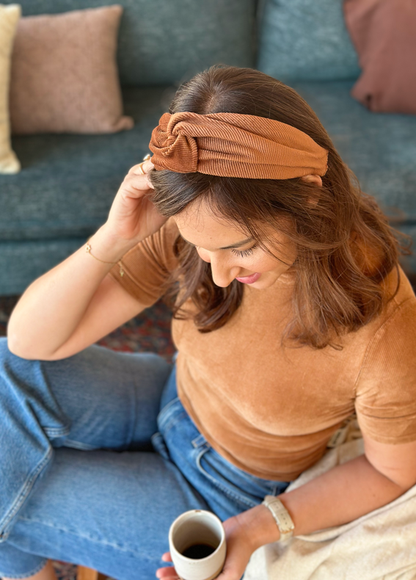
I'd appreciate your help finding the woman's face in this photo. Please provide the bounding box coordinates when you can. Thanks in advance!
[174,199,297,290]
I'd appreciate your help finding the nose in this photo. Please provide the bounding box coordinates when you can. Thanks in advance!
[209,253,238,288]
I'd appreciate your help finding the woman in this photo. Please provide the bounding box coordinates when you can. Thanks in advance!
[1,65,416,580]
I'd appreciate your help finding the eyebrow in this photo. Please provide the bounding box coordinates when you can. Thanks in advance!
[181,235,254,250]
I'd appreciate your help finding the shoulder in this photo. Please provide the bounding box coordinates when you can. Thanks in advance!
[354,269,416,445]
[368,266,416,348]
[351,266,416,396]
[355,267,416,399]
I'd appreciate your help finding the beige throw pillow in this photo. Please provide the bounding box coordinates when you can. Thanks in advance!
[9,5,134,135]
[0,4,20,173]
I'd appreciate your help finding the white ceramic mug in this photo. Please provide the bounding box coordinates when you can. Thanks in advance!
[169,509,227,580]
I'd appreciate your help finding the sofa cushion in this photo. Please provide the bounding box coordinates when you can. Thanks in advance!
[0,4,20,174]
[290,80,416,229]
[10,5,133,135]
[3,0,256,87]
[257,0,361,82]
[0,238,84,296]
[1,86,176,241]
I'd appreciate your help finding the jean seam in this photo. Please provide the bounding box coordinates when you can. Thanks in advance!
[129,374,139,449]
[196,449,257,508]
[57,438,98,451]
[0,447,53,540]
[44,426,70,438]
[273,483,288,496]
[151,432,170,461]
[162,411,188,436]
[192,434,208,448]
[158,398,187,434]
[208,448,285,494]
[0,557,48,579]
[17,516,157,561]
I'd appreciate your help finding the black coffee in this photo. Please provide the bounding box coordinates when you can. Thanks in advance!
[181,543,216,559]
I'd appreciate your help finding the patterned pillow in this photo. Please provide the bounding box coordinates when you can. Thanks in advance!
[9,5,134,135]
[0,4,20,173]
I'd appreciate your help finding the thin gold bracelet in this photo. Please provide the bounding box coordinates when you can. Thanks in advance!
[85,242,124,277]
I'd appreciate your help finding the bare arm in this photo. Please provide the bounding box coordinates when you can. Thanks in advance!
[7,159,167,360]
[253,435,416,545]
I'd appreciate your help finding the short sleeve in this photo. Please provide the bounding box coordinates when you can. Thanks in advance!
[109,219,179,307]
[355,297,416,444]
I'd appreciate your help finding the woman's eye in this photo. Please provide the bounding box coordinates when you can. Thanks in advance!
[231,245,258,258]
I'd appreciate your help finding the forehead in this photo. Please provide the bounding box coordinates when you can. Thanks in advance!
[173,199,250,249]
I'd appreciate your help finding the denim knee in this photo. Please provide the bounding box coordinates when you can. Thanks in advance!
[0,337,68,541]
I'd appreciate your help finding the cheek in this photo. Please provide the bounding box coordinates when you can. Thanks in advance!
[251,253,285,273]
[196,248,211,263]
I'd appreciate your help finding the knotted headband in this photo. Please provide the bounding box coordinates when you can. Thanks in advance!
[148,112,328,179]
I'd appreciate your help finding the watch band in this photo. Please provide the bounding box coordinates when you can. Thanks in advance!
[262,496,295,541]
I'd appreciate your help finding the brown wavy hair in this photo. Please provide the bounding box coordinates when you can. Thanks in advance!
[149,64,408,349]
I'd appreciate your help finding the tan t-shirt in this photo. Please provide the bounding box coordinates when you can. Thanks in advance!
[110,220,416,481]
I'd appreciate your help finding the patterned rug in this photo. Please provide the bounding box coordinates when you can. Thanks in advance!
[0,295,173,580]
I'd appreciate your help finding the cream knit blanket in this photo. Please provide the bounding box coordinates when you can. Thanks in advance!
[244,431,416,580]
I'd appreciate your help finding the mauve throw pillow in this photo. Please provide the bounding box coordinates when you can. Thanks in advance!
[9,5,134,134]
[344,0,416,115]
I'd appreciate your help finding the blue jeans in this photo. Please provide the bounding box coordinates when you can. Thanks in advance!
[0,337,289,579]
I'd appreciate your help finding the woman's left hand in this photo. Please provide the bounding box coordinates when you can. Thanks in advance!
[156,506,278,580]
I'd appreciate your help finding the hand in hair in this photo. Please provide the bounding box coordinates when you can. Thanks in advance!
[105,159,167,245]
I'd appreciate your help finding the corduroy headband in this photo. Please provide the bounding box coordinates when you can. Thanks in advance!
[148,112,328,179]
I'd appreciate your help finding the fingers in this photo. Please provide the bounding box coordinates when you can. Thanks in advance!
[130,159,154,176]
[126,159,155,191]
[156,553,177,579]
[121,165,155,196]
[155,565,179,579]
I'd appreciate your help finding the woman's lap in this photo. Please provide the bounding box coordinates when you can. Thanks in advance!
[0,337,288,578]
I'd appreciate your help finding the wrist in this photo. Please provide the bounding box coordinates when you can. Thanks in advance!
[88,224,138,262]
[237,504,281,552]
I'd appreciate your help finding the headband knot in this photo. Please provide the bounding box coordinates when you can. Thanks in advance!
[149,111,328,180]
[151,113,198,173]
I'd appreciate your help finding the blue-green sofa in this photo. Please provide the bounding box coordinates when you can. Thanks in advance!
[1,0,415,295]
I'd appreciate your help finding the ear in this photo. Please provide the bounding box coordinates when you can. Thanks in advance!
[301,174,322,207]
[301,174,322,187]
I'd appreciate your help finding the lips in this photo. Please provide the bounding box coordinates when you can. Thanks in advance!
[235,272,261,284]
